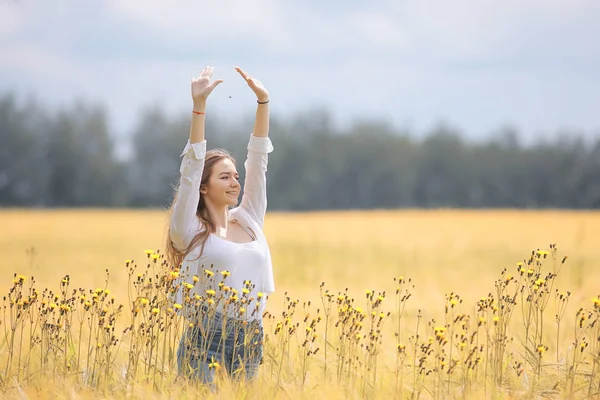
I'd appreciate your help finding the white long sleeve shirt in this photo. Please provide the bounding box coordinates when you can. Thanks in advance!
[170,134,275,321]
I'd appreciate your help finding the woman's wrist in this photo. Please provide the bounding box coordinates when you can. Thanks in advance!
[257,96,269,104]
[193,99,207,112]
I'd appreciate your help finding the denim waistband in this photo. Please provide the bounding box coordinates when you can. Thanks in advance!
[194,305,263,327]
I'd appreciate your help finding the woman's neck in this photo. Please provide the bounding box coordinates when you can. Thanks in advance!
[206,205,229,232]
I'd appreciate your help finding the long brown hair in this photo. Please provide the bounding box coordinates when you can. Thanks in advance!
[165,148,236,270]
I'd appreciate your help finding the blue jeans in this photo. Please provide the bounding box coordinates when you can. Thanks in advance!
[177,308,264,385]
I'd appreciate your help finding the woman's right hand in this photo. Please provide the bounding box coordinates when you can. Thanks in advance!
[191,66,223,104]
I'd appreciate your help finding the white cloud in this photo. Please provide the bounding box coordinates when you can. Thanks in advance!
[0,42,76,77]
[348,12,410,48]
[105,0,291,49]
[0,0,599,139]
[385,0,600,60]
[0,2,23,35]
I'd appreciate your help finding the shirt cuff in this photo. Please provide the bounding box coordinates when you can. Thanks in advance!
[180,140,207,159]
[248,134,274,153]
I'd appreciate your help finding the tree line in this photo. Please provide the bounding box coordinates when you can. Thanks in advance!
[1,92,599,210]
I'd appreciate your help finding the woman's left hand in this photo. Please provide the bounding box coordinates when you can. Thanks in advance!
[235,66,269,103]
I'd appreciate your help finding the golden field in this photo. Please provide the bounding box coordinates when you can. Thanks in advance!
[0,209,599,399]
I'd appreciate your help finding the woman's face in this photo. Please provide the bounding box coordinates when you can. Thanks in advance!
[201,158,241,207]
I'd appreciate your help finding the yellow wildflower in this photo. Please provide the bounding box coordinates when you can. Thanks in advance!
[537,345,547,356]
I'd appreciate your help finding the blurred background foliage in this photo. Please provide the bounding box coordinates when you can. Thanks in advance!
[1,92,599,210]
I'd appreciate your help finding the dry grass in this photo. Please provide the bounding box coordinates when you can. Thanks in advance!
[0,209,599,399]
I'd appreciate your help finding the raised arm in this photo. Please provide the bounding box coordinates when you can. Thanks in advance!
[235,66,270,139]
[235,66,273,226]
[169,66,223,250]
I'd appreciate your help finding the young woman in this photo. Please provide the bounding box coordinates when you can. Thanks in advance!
[165,66,275,385]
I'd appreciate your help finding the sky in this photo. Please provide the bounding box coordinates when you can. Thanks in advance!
[1,0,599,145]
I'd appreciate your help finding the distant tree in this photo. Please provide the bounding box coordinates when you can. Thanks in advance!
[42,102,124,206]
[1,90,600,210]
